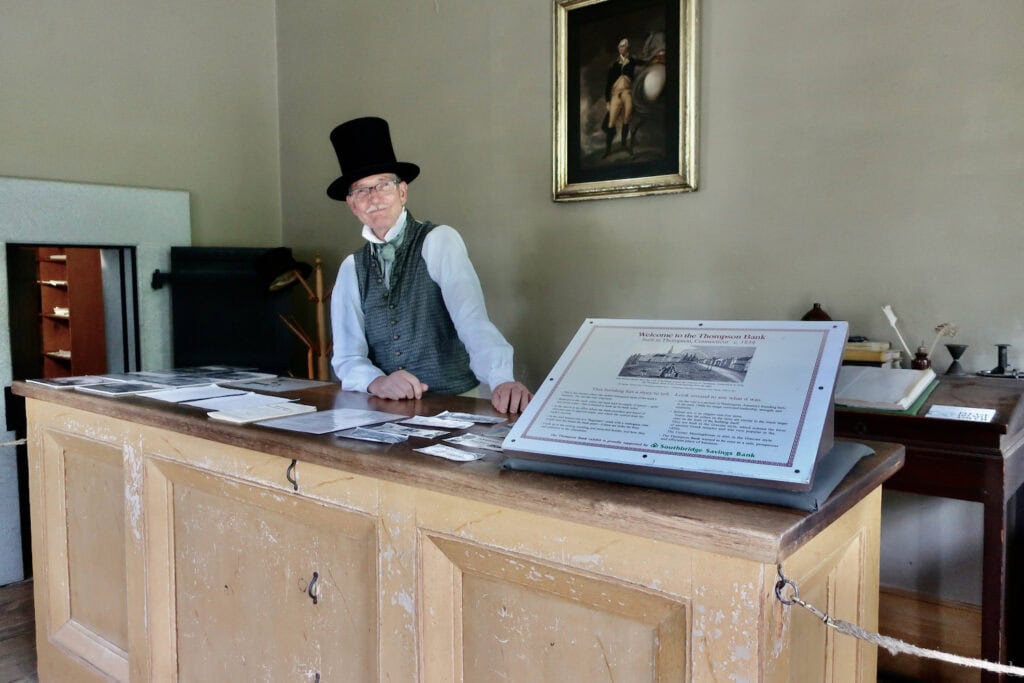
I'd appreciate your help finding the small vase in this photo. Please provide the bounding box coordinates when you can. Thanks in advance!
[944,344,968,375]
[800,303,832,321]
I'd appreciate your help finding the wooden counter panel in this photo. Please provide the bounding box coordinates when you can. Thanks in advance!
[155,460,378,682]
[425,534,687,681]
[411,479,881,682]
[14,382,903,564]
[29,422,129,682]
[64,436,128,650]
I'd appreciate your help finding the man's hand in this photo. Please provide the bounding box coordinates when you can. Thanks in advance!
[368,371,429,400]
[491,381,533,415]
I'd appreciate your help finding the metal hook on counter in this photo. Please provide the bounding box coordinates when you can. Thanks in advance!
[307,571,319,605]
[774,563,799,606]
[286,459,298,491]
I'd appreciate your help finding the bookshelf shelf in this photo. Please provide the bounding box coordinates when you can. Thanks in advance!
[35,247,107,378]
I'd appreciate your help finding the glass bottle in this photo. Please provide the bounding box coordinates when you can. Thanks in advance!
[800,303,832,321]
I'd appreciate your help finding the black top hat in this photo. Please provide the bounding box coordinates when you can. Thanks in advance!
[326,117,420,201]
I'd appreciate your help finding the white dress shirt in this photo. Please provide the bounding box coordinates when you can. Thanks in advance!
[330,210,515,393]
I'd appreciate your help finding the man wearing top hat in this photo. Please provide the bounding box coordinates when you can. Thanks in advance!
[326,116,533,414]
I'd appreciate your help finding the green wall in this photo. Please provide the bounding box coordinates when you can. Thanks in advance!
[277,1,1024,392]
[0,0,281,246]
[4,0,1023,602]
[276,1,1024,604]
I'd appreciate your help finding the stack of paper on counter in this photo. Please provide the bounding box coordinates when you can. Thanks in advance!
[26,375,107,389]
[208,402,317,424]
[256,408,403,434]
[74,381,167,396]
[188,392,295,412]
[833,365,937,411]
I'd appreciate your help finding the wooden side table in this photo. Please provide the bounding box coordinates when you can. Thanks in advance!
[836,376,1024,683]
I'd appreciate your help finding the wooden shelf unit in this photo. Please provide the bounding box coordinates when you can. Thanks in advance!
[35,247,107,378]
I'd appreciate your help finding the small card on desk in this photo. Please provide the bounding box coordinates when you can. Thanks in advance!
[925,404,996,422]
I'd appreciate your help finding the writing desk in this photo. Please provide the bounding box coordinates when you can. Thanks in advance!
[835,375,1024,683]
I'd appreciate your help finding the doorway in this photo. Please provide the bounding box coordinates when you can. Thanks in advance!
[3,243,140,580]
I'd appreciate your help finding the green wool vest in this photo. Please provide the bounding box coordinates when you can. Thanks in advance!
[354,217,478,395]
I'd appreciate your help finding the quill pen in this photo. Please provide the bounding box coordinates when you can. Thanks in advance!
[882,305,914,360]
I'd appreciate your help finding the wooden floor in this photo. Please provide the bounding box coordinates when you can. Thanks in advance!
[0,580,37,683]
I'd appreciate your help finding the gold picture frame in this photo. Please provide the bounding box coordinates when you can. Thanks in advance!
[553,0,698,201]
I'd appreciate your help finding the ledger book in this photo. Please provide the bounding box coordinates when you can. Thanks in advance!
[834,366,937,411]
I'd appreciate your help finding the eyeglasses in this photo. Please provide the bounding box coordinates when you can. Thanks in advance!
[348,179,400,200]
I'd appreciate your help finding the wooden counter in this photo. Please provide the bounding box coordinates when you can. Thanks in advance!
[15,381,902,682]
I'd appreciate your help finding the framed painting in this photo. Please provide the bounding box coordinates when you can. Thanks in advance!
[553,0,698,201]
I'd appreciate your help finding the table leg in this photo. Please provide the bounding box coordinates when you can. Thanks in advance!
[981,468,1008,683]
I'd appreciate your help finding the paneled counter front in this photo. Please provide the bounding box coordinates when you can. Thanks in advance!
[14,381,903,682]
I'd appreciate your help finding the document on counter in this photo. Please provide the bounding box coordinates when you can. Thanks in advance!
[209,402,317,424]
[502,318,846,490]
[26,375,107,390]
[186,392,295,412]
[75,381,166,396]
[336,426,408,444]
[482,422,513,438]
[444,433,505,452]
[259,408,403,435]
[223,376,334,393]
[414,444,485,462]
[146,384,247,403]
[401,415,474,429]
[367,422,451,439]
[434,411,507,424]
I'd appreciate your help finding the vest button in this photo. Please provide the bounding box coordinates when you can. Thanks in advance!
[390,320,397,326]
[393,334,400,340]
[394,351,402,357]
[377,278,383,284]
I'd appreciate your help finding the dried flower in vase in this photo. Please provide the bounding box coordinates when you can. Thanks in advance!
[926,322,958,359]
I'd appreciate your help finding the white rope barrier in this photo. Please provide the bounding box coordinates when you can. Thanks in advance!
[1,439,26,447]
[775,564,1024,678]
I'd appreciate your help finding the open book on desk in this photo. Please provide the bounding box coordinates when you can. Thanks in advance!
[834,365,937,411]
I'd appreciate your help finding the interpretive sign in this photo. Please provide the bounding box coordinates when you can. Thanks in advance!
[503,319,848,490]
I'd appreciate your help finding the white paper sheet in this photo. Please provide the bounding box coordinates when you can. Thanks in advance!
[414,444,484,462]
[258,408,403,435]
[187,392,295,412]
[146,384,246,403]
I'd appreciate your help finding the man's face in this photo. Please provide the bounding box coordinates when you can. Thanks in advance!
[618,39,629,56]
[345,173,408,239]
